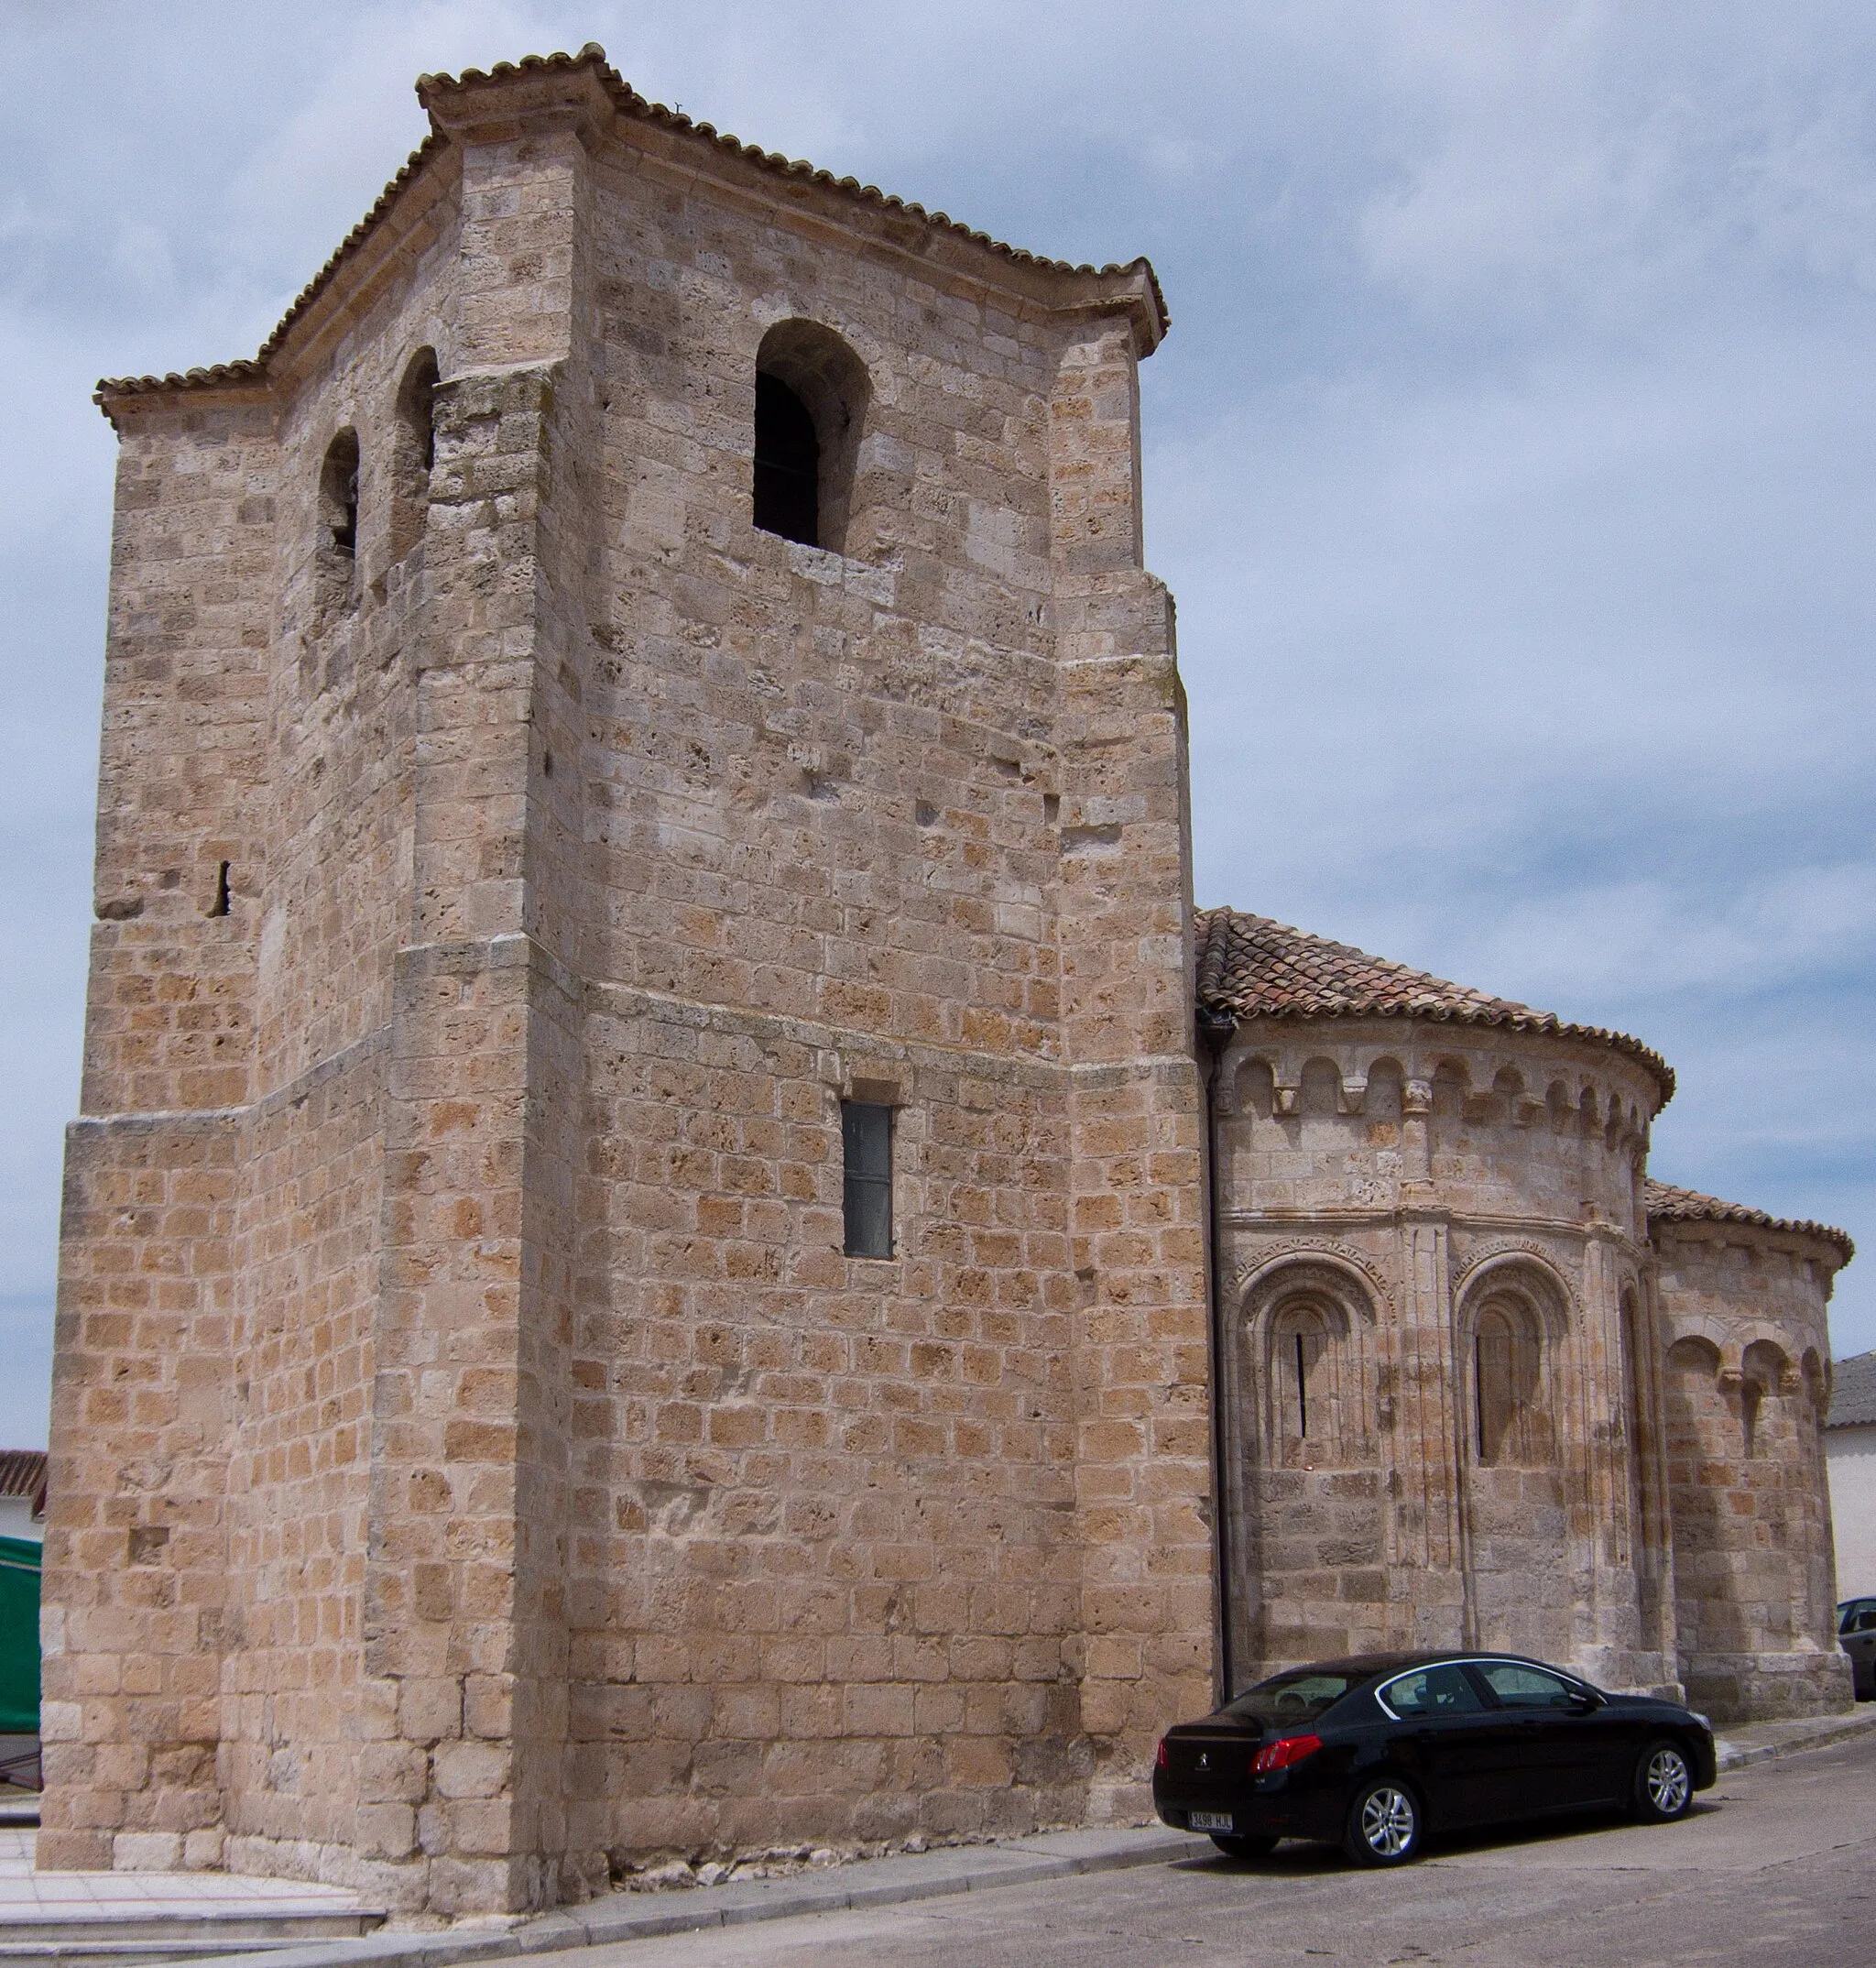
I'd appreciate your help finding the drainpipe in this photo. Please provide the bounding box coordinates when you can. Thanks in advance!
[1196,1002,1237,1706]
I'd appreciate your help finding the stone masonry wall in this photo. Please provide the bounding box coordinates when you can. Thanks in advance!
[1654,1221,1850,1721]
[43,387,277,1870]
[1212,1018,1678,1696]
[51,49,1212,1912]
[220,171,453,1893]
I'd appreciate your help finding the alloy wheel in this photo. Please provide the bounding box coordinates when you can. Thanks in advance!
[1644,1746,1691,1816]
[1359,1784,1417,1858]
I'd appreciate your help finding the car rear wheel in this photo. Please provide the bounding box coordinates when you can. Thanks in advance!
[1631,1739,1694,1822]
[1342,1775,1423,1865]
[1208,1831,1278,1859]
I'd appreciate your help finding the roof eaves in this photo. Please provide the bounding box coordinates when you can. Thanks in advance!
[423,46,1169,344]
[96,42,1168,420]
[1195,908,1677,1105]
[1644,1179,1855,1266]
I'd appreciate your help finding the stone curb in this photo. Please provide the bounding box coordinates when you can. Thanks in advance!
[1714,1702,1876,1772]
[179,1826,1205,1968]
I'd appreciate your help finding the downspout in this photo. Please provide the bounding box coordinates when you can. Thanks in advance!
[1196,1002,1237,1706]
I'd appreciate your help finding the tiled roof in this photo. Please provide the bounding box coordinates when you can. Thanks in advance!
[1828,1350,1876,1428]
[1194,908,1675,1102]
[97,44,1166,408]
[0,1452,45,1509]
[1644,1179,1855,1265]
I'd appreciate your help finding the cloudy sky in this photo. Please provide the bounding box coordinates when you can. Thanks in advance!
[3,1,1872,1446]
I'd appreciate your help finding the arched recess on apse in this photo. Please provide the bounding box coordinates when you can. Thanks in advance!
[1618,1277,1650,1460]
[1801,1348,1830,1428]
[1663,1332,1726,1481]
[1455,1257,1569,1468]
[1240,1258,1378,1471]
[1740,1338,1793,1460]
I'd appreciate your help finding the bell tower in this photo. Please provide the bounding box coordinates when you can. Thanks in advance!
[47,47,1213,1912]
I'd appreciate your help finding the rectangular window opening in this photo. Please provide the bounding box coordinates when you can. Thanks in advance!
[842,1100,893,1259]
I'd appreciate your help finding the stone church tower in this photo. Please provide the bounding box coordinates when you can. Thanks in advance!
[48,48,1209,1911]
[47,42,1853,1917]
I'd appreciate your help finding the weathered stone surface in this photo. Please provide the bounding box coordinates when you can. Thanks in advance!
[50,47,1203,1916]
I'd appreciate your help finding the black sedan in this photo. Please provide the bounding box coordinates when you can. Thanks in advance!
[1839,1599,1876,1699]
[1153,1653,1716,1866]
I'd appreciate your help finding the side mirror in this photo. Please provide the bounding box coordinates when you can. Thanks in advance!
[1567,1690,1599,1714]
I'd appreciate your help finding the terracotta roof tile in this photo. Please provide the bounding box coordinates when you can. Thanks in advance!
[1643,1178,1854,1265]
[0,1451,45,1514]
[1827,1349,1876,1427]
[97,44,1165,410]
[1194,907,1676,1103]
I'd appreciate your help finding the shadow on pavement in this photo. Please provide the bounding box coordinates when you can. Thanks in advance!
[1170,1799,1723,1875]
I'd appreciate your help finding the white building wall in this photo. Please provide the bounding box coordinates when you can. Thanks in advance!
[1827,1422,1876,1601]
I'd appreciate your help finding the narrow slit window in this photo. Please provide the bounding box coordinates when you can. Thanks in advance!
[210,861,231,918]
[841,1101,893,1258]
[1294,1330,1308,1439]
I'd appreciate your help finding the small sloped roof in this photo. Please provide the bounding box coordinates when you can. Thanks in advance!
[1194,908,1675,1103]
[1827,1350,1876,1427]
[98,43,1166,408]
[1646,1179,1855,1266]
[0,1452,45,1509]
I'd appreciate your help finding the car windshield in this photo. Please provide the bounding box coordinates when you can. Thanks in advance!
[1224,1667,1363,1726]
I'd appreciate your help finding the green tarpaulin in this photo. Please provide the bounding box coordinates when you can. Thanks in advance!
[0,1537,40,1733]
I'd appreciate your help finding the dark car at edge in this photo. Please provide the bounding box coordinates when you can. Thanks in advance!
[1839,1598,1876,1700]
[1152,1652,1717,1866]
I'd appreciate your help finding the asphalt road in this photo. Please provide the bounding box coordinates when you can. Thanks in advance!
[529,1735,1876,1968]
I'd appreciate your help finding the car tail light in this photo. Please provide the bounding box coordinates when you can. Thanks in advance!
[1252,1733,1322,1775]
[1155,1738,1169,1769]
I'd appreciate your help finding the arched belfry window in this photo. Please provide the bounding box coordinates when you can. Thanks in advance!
[752,320,871,555]
[317,427,360,616]
[390,347,438,563]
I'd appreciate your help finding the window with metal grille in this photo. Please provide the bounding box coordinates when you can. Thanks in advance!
[842,1101,892,1258]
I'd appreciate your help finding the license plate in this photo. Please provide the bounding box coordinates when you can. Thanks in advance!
[1188,1811,1234,1832]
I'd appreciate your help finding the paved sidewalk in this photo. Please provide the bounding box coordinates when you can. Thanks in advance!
[0,1825,384,1958]
[1712,1700,1876,1769]
[195,1827,1204,1968]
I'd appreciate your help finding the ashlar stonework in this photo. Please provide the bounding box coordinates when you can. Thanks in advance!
[47,43,1854,1917]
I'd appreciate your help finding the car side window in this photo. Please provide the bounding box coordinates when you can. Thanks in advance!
[1853,1610,1876,1635]
[1476,1661,1579,1711]
[1381,1665,1485,1718]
